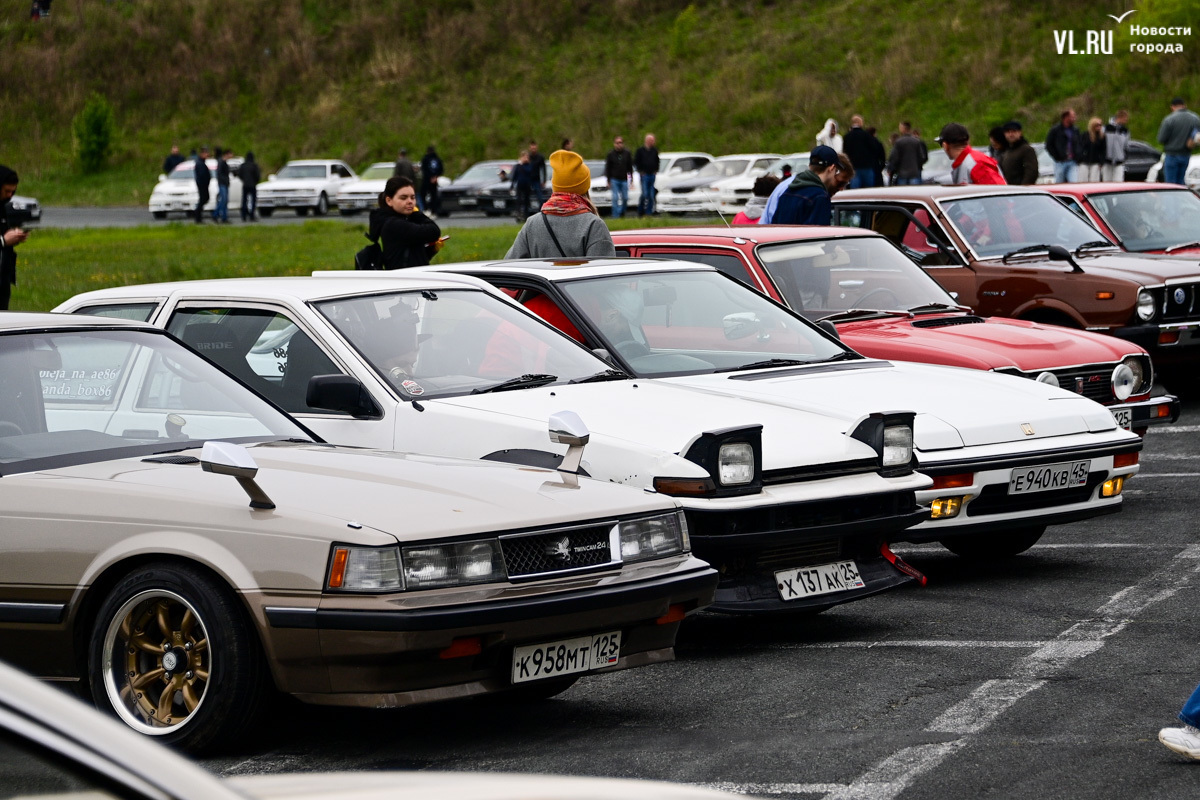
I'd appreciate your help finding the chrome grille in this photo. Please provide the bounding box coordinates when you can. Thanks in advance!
[755,539,842,570]
[500,524,614,578]
[1163,283,1198,321]
[1050,365,1114,403]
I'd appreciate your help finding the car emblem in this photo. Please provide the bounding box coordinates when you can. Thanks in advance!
[1074,377,1084,394]
[1175,288,1187,305]
[546,536,572,563]
[1021,423,1035,436]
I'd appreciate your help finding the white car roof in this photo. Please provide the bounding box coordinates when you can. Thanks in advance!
[659,151,715,159]
[715,153,783,161]
[420,257,719,282]
[282,159,348,167]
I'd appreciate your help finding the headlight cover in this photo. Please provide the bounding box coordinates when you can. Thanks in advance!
[1136,289,1156,321]
[1120,355,1152,396]
[850,411,917,476]
[1111,362,1136,401]
[402,540,505,590]
[679,425,763,496]
[1035,371,1060,388]
[619,512,690,562]
[326,545,403,592]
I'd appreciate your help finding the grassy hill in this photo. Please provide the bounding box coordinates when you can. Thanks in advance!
[2,0,1197,205]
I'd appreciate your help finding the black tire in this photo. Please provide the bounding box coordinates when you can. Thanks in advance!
[258,208,274,218]
[498,675,581,703]
[151,211,167,220]
[314,193,328,216]
[296,207,309,216]
[87,563,268,754]
[939,526,1047,559]
[338,208,358,216]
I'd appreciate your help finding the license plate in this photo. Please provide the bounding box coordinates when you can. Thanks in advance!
[460,197,477,206]
[775,560,864,601]
[1111,408,1132,429]
[288,199,308,206]
[1009,460,1090,494]
[350,199,368,208]
[492,199,507,209]
[511,631,621,684]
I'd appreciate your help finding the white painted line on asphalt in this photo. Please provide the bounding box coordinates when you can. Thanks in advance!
[785,640,1047,649]
[1141,453,1200,460]
[1128,473,1200,477]
[701,782,843,796]
[1148,424,1200,434]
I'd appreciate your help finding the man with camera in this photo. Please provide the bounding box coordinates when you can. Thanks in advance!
[0,165,30,311]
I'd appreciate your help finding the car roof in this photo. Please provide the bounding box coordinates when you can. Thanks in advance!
[1047,182,1193,195]
[59,273,494,307]
[834,185,1050,202]
[425,256,722,281]
[610,225,885,244]
[0,312,155,333]
[660,151,715,159]
[283,159,345,166]
[715,153,783,161]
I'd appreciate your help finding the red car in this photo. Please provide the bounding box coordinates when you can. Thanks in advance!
[611,226,1179,434]
[1046,182,1200,256]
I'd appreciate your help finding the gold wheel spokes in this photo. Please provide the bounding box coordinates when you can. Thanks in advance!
[156,674,184,723]
[155,601,172,641]
[130,667,167,690]
[190,637,208,654]
[182,681,202,712]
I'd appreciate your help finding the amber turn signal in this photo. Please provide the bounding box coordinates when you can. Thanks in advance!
[1096,291,1115,300]
[1101,476,1125,498]
[931,473,974,490]
[930,496,967,519]
[327,547,349,589]
[1160,331,1181,345]
[653,477,717,496]
[656,604,687,625]
[1113,452,1139,469]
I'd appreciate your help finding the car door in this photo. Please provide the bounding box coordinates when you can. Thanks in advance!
[161,302,390,448]
[833,202,982,309]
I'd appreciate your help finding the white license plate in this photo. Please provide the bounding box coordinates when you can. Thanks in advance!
[1111,408,1132,430]
[1009,460,1090,494]
[460,197,477,206]
[775,560,864,601]
[492,199,507,209]
[288,199,308,206]
[511,631,621,684]
[350,199,369,208]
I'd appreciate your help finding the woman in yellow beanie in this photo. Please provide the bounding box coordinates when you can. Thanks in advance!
[506,150,615,258]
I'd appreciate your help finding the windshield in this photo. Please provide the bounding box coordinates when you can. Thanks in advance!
[756,237,957,316]
[697,160,750,179]
[0,329,308,473]
[361,164,395,180]
[276,165,327,180]
[315,289,607,398]
[168,162,205,180]
[1086,190,1200,252]
[558,270,848,376]
[767,154,810,178]
[926,149,951,174]
[940,194,1111,258]
[456,163,511,182]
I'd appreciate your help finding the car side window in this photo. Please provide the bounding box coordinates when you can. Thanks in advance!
[166,307,347,414]
[646,251,756,286]
[0,729,132,800]
[838,206,956,267]
[73,303,160,323]
[1056,196,1089,220]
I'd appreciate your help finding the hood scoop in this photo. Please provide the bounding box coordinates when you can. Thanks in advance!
[142,455,200,465]
[912,315,985,328]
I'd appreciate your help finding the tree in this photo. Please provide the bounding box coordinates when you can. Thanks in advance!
[72,93,114,173]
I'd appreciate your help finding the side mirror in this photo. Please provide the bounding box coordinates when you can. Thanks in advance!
[158,174,167,182]
[306,374,378,417]
[549,410,589,475]
[723,311,763,340]
[818,320,841,341]
[1046,244,1084,273]
[200,441,275,509]
[267,174,277,181]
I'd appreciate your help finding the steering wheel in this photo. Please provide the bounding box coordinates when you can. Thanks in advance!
[613,340,650,360]
[853,288,902,309]
[0,421,24,437]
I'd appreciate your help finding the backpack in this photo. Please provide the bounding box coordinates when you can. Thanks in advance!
[354,231,383,270]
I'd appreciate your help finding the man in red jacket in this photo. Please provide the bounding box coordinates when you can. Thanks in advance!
[936,123,1006,185]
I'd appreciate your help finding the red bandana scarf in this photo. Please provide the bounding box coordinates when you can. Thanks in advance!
[540,192,598,216]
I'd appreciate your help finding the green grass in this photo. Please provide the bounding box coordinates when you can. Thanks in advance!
[9,216,696,312]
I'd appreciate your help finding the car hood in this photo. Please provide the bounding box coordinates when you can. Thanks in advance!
[1043,252,1200,284]
[339,179,388,193]
[432,381,882,470]
[151,182,198,195]
[260,179,324,190]
[837,314,1139,371]
[45,441,675,542]
[666,174,722,190]
[662,360,1120,451]
[229,772,735,800]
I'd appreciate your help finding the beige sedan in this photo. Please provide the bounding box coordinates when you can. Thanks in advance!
[0,314,716,753]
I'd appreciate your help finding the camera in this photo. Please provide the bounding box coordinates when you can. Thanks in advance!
[4,199,38,229]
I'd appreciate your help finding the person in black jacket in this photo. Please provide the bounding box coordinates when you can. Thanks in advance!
[368,177,443,270]
[239,151,261,222]
[214,148,232,224]
[510,150,538,220]
[843,116,878,188]
[0,165,28,310]
[193,147,211,224]
[162,145,184,176]
[527,141,547,209]
[604,136,634,218]
[1045,108,1080,183]
[419,145,444,217]
[634,134,660,216]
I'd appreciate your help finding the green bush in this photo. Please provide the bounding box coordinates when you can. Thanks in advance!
[72,93,115,174]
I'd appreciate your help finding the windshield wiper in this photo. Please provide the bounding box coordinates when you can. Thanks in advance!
[1074,240,1117,256]
[471,373,558,394]
[1165,240,1200,254]
[906,302,971,314]
[569,369,630,384]
[1002,244,1053,262]
[714,358,812,373]
[817,308,908,322]
[819,351,864,362]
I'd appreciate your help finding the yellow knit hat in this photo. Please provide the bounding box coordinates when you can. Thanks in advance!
[550,150,591,195]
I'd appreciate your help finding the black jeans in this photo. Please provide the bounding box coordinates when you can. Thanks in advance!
[421,180,440,215]
[241,187,257,221]
[195,189,210,222]
[0,279,10,311]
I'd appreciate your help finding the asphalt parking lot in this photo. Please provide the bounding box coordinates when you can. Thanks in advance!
[198,398,1200,799]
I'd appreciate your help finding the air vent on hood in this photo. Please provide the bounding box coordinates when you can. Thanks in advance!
[911,315,985,328]
[142,455,200,465]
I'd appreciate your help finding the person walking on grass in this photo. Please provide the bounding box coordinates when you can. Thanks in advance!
[506,150,614,258]
[239,151,261,222]
[193,146,211,224]
[604,135,634,219]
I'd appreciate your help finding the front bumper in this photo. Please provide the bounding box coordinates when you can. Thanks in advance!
[1109,393,1181,432]
[1111,321,1200,359]
[685,490,928,613]
[255,559,716,704]
[258,194,318,208]
[656,196,717,213]
[906,439,1141,543]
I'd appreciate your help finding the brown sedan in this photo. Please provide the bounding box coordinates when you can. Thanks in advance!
[830,185,1200,368]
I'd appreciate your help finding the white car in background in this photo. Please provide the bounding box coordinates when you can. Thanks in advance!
[655,153,781,215]
[256,159,357,217]
[592,152,716,215]
[148,157,244,219]
[1145,154,1200,188]
[335,161,395,215]
[766,152,811,181]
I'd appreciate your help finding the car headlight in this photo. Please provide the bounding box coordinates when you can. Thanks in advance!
[1136,289,1157,321]
[718,442,755,485]
[882,424,914,467]
[1111,362,1137,401]
[326,545,403,592]
[1035,371,1060,388]
[402,540,505,589]
[619,512,690,562]
[850,412,916,476]
[1120,355,1152,396]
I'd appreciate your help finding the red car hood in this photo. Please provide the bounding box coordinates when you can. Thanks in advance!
[838,313,1140,371]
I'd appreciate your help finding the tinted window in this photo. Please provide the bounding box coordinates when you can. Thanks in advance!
[74,304,159,323]
[1087,190,1200,252]
[649,251,754,285]
[941,194,1109,257]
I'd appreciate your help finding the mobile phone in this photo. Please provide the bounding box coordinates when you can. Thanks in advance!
[438,235,450,242]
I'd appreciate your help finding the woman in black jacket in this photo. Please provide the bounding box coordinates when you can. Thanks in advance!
[367,177,443,269]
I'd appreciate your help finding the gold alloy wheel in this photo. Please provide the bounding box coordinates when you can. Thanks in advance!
[102,589,211,734]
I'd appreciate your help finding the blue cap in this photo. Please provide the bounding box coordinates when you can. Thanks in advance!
[809,145,839,168]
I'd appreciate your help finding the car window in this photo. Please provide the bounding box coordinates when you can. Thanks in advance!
[166,308,347,415]
[643,250,755,286]
[361,165,394,180]
[0,728,130,800]
[1056,196,1089,220]
[276,165,327,180]
[456,163,512,182]
[1088,190,1200,252]
[73,304,159,323]
[558,270,846,375]
[0,329,307,472]
[315,289,606,398]
[332,165,352,178]
[837,206,957,267]
[940,194,1108,257]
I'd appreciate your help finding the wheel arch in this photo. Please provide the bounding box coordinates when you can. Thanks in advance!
[1012,300,1086,328]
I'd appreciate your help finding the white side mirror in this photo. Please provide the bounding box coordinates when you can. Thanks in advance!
[200,442,275,509]
[549,411,589,475]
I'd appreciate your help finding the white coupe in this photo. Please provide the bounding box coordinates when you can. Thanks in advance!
[335,161,396,215]
[256,159,357,217]
[148,157,243,219]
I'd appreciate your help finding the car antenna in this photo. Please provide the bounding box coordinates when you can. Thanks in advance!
[700,190,732,228]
